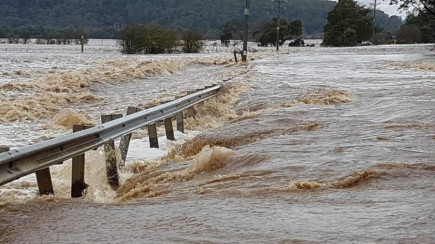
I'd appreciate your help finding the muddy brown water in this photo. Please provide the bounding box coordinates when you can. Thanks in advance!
[1,45,434,243]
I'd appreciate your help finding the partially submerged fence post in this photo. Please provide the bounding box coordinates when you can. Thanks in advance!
[101,114,123,190]
[160,101,175,141]
[164,117,175,141]
[233,47,242,63]
[176,111,184,133]
[148,124,159,148]
[35,168,54,195]
[119,106,142,166]
[186,90,196,118]
[71,125,89,198]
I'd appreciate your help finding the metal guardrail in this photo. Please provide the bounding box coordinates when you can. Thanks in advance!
[0,85,220,187]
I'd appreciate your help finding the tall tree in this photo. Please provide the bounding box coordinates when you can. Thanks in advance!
[255,18,303,47]
[390,0,435,16]
[322,0,373,46]
[391,0,435,43]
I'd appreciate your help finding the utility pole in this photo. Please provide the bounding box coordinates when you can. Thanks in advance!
[272,0,287,52]
[242,0,250,62]
[81,8,84,53]
[373,0,377,45]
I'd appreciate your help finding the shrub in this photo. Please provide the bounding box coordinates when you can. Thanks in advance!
[182,31,204,53]
[118,24,178,54]
[396,24,423,44]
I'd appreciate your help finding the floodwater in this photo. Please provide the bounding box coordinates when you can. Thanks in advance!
[1,41,435,243]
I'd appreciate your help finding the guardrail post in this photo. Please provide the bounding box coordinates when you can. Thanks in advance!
[35,168,54,195]
[101,114,123,190]
[186,91,196,118]
[119,106,142,166]
[164,117,175,141]
[176,111,184,133]
[71,125,88,198]
[148,124,159,148]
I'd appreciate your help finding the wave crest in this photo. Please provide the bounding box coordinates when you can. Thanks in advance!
[281,88,354,108]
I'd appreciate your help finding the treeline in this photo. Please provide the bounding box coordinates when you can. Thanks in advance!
[390,0,434,43]
[322,0,434,47]
[373,10,403,34]
[0,25,119,40]
[371,7,434,45]
[0,0,336,38]
[396,11,435,44]
[0,26,89,44]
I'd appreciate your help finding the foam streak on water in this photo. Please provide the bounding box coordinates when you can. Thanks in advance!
[1,43,435,243]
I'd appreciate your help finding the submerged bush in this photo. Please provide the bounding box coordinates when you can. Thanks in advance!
[118,24,178,54]
[182,31,204,53]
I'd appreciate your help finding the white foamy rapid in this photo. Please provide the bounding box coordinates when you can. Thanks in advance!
[0,39,268,204]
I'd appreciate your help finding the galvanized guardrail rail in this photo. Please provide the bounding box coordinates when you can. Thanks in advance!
[0,84,220,197]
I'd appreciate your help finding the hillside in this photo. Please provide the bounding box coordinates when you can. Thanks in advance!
[0,0,336,38]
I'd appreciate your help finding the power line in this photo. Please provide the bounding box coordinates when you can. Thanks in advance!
[373,0,377,45]
[242,0,250,62]
[271,0,288,52]
[81,8,84,53]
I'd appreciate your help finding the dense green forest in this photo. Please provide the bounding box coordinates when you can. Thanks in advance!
[0,0,336,38]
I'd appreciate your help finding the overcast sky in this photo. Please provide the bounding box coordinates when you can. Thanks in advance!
[334,0,409,18]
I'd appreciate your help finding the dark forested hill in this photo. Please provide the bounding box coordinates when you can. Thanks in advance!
[0,0,336,38]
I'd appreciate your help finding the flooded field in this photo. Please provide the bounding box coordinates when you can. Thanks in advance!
[0,41,434,243]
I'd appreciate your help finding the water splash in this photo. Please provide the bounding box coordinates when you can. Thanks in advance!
[281,88,354,108]
[117,145,235,201]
